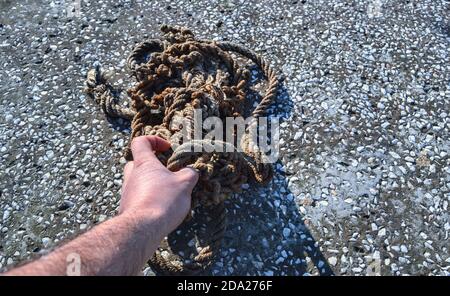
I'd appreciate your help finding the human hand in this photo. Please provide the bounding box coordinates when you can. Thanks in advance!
[119,136,199,235]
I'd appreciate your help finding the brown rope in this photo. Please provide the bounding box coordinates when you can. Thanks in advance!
[85,25,278,275]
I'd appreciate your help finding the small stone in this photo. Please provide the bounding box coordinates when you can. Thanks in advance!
[328,256,337,266]
[391,246,400,252]
[405,156,414,163]
[275,257,284,264]
[58,200,74,211]
[42,237,51,247]
[46,150,55,159]
[68,145,76,155]
[389,151,400,159]
[2,210,11,221]
[429,164,436,173]
[371,223,378,231]
[400,245,408,253]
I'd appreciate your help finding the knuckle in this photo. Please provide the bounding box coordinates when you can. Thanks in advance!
[177,168,199,183]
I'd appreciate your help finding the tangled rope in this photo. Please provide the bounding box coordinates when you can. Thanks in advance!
[85,25,278,275]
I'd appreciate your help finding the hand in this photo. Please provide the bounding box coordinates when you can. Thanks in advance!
[119,136,199,235]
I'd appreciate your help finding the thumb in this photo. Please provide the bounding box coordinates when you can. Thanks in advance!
[122,161,134,192]
[175,167,199,193]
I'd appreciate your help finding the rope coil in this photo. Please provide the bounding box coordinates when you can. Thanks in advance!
[85,25,278,274]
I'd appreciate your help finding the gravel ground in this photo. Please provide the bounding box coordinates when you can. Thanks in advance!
[0,0,449,276]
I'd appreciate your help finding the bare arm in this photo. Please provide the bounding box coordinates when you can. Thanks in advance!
[5,136,198,276]
[5,210,166,276]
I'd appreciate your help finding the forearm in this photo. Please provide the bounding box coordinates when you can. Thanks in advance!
[5,210,167,276]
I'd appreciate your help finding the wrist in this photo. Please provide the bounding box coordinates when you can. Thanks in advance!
[119,208,169,241]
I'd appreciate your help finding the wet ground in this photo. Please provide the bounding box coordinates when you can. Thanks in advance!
[0,0,449,275]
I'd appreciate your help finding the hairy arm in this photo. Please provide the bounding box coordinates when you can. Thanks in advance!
[5,136,198,276]
[6,211,165,276]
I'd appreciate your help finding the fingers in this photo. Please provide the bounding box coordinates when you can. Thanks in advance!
[131,136,171,166]
[122,161,134,192]
[175,167,199,193]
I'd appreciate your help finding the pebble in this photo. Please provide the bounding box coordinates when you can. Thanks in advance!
[293,131,303,140]
[68,145,76,155]
[42,237,51,247]
[46,150,55,159]
[389,152,401,159]
[328,256,337,266]
[2,210,10,221]
[282,228,291,238]
[378,228,386,237]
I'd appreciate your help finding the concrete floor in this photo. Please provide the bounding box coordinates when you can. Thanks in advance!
[0,0,449,275]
